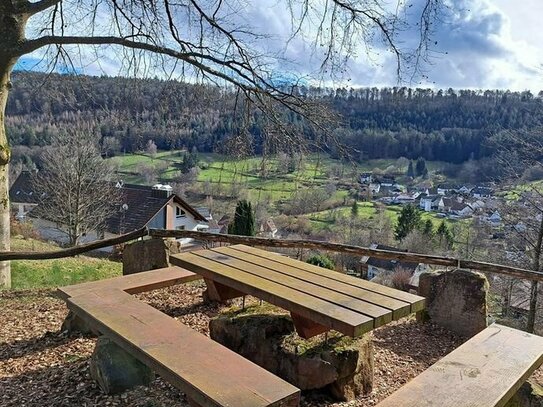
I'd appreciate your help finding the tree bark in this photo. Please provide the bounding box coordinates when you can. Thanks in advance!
[0,64,12,288]
[527,216,543,333]
[0,3,29,287]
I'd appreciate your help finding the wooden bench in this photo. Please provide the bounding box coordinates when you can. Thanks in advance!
[170,245,425,338]
[57,266,201,300]
[59,267,301,407]
[377,323,543,407]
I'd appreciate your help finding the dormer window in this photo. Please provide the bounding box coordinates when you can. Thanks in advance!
[176,207,186,218]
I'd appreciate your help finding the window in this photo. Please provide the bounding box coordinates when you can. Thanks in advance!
[176,225,186,230]
[176,207,186,218]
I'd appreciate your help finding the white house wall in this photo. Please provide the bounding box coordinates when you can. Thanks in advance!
[171,203,209,245]
[30,218,116,252]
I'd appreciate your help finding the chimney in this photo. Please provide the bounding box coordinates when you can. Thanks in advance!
[152,184,173,198]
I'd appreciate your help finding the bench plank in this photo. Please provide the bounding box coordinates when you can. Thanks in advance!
[57,266,201,300]
[171,252,373,337]
[213,246,411,320]
[377,323,543,407]
[232,245,425,312]
[68,289,300,407]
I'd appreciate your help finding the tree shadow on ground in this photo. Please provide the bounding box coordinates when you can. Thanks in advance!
[0,330,75,362]
[0,361,191,407]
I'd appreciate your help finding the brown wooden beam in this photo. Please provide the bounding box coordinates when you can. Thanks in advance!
[204,278,244,302]
[290,312,330,339]
[151,229,543,283]
[0,227,148,260]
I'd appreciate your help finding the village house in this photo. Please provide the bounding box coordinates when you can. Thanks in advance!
[359,244,429,287]
[369,182,381,194]
[442,197,474,217]
[10,171,39,221]
[392,192,420,205]
[9,174,209,248]
[437,183,459,195]
[472,186,494,199]
[419,194,444,212]
[457,185,474,194]
[375,176,396,187]
[359,172,373,184]
[258,218,278,238]
[485,210,503,227]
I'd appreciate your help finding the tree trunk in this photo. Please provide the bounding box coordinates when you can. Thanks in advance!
[0,64,12,288]
[527,216,543,333]
[0,3,29,287]
[527,281,538,333]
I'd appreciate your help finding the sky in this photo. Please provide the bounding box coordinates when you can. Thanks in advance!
[16,0,543,92]
[240,0,543,91]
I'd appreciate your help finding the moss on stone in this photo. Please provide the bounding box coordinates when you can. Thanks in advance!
[282,331,356,357]
[221,302,288,318]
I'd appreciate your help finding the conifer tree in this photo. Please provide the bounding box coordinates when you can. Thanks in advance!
[407,161,415,178]
[422,219,434,236]
[395,204,422,241]
[436,220,454,248]
[228,200,255,236]
[351,200,359,218]
[415,157,428,177]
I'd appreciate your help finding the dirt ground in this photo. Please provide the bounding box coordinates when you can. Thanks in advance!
[0,281,538,407]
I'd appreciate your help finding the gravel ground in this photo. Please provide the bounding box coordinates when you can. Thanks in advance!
[1,282,540,407]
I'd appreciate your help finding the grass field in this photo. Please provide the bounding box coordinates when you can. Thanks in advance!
[110,150,447,205]
[306,201,466,235]
[9,237,122,289]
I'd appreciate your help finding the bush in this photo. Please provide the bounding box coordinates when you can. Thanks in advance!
[306,254,335,270]
[391,268,413,291]
[10,216,39,240]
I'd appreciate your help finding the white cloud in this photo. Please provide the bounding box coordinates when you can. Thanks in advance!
[18,0,543,91]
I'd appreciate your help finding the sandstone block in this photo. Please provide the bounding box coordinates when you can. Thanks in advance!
[122,238,169,275]
[418,268,488,337]
[209,308,373,401]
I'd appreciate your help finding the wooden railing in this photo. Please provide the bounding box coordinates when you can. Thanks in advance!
[2,227,542,283]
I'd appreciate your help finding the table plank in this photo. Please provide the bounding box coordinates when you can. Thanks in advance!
[213,246,411,320]
[171,252,373,337]
[198,248,393,326]
[377,324,543,407]
[233,245,425,312]
[68,289,300,407]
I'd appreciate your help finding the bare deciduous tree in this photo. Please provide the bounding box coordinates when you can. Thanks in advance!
[32,130,120,246]
[0,0,440,287]
[492,128,543,333]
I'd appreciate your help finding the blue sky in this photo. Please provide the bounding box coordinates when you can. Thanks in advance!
[17,0,543,91]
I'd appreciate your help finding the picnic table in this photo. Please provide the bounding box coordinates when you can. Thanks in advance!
[170,244,425,339]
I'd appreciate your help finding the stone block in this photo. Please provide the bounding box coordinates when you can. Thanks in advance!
[90,336,154,394]
[209,307,373,401]
[61,310,96,336]
[122,238,169,275]
[418,269,488,337]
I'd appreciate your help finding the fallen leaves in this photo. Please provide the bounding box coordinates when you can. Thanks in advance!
[0,284,540,406]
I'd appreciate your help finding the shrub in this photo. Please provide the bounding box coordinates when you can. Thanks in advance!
[10,216,39,240]
[391,268,413,291]
[306,254,335,270]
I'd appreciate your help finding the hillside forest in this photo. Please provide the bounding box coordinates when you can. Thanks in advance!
[6,72,543,178]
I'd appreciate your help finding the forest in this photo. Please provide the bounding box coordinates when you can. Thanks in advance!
[6,71,543,167]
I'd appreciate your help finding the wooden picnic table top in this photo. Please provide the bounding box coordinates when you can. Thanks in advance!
[170,244,425,338]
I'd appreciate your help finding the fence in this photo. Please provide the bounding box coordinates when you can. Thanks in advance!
[1,227,542,282]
